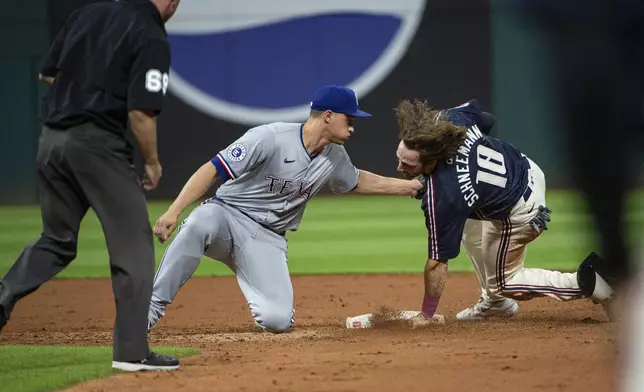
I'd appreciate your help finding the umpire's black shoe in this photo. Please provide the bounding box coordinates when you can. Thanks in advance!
[112,352,180,372]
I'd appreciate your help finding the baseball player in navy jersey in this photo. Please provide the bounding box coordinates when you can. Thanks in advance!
[392,99,617,327]
[147,85,424,333]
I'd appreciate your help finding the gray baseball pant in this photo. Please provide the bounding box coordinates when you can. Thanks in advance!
[148,199,294,333]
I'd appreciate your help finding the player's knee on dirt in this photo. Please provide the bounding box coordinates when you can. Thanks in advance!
[494,281,532,301]
[251,303,294,333]
[501,291,539,301]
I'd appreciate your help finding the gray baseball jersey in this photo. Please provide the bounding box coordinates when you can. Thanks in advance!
[210,122,359,233]
[148,122,358,332]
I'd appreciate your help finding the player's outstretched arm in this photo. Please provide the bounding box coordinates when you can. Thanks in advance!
[153,161,219,243]
[352,169,423,197]
[423,259,448,313]
[409,258,448,328]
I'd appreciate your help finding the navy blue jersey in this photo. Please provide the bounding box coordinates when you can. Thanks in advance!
[445,99,496,136]
[421,101,530,260]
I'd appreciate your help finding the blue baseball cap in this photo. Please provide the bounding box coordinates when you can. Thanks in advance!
[310,85,372,118]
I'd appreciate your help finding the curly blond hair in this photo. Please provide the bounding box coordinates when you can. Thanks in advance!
[395,99,467,165]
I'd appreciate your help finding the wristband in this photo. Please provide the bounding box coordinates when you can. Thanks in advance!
[422,294,439,317]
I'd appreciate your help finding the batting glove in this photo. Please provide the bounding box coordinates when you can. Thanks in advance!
[413,175,427,200]
[529,205,552,233]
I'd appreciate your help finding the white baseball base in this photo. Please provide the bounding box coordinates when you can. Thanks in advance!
[345,310,421,329]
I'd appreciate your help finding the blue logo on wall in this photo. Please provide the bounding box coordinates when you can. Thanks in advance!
[166,1,426,125]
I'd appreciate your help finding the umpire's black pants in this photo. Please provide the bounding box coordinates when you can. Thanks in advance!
[0,123,154,362]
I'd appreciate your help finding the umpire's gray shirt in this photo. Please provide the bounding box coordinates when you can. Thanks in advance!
[210,122,359,233]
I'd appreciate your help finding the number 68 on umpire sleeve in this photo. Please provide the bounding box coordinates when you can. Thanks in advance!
[127,38,171,115]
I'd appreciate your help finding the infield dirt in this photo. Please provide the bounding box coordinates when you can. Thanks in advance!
[1,273,618,392]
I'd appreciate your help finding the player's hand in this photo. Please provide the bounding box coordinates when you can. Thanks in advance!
[143,161,163,191]
[153,211,179,243]
[408,313,445,328]
[410,178,425,199]
[529,205,552,233]
[412,176,427,200]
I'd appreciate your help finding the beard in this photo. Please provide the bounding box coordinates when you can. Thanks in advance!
[399,171,416,180]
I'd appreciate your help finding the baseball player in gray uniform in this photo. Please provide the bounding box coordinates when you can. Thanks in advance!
[147,85,423,333]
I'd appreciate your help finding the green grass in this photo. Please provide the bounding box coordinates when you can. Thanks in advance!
[0,346,198,392]
[0,190,642,278]
[0,190,641,392]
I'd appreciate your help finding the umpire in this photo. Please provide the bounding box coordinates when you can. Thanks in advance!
[0,0,181,371]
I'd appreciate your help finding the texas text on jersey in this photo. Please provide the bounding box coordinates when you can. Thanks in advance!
[420,102,531,260]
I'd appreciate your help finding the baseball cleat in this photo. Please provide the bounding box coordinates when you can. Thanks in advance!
[112,352,179,372]
[456,297,519,321]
